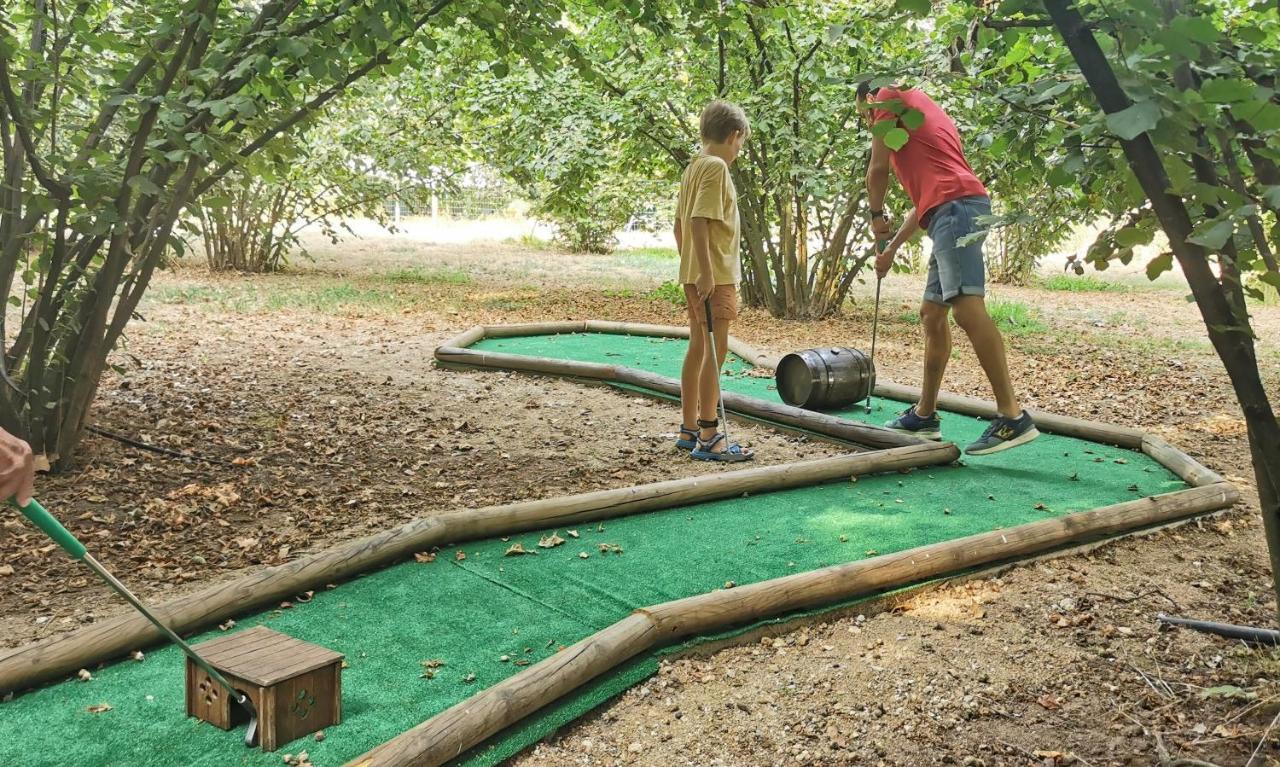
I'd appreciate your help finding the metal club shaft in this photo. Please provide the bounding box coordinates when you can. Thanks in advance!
[704,298,730,443]
[866,276,882,413]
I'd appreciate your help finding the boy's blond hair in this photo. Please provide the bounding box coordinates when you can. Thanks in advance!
[699,100,750,143]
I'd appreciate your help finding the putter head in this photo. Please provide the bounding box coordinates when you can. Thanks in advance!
[237,694,260,748]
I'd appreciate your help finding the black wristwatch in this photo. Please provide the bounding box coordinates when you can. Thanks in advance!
[870,209,887,220]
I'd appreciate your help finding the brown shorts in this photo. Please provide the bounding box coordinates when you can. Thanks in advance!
[684,283,739,325]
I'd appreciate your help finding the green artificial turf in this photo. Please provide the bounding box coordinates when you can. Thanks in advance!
[0,332,1184,767]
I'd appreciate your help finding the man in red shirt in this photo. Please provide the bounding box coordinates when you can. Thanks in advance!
[859,83,1038,455]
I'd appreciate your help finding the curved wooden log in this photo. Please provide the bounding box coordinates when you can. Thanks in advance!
[435,346,920,451]
[585,320,691,339]
[0,444,954,695]
[1141,435,1224,487]
[347,481,1238,767]
[870,381,1146,449]
[434,322,1146,449]
[481,321,588,338]
[437,325,486,351]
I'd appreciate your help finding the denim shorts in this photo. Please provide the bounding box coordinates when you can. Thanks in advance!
[924,195,990,305]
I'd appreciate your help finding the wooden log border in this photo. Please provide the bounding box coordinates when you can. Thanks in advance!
[348,482,1238,767]
[0,443,957,695]
[438,320,1219,476]
[0,320,1231,766]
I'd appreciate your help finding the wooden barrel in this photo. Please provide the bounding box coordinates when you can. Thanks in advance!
[775,347,876,411]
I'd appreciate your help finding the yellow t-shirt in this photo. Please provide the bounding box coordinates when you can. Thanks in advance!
[677,154,741,285]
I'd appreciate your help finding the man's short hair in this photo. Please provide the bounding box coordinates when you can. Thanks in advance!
[700,100,750,143]
[856,81,878,102]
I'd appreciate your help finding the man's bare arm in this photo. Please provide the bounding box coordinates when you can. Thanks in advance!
[866,133,892,213]
[888,208,920,250]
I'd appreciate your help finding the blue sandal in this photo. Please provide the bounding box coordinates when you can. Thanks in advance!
[691,432,754,463]
[676,425,699,451]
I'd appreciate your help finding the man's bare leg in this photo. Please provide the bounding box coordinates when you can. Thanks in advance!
[916,300,952,417]
[951,295,1021,418]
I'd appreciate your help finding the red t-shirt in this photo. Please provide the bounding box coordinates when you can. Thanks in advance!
[871,88,987,224]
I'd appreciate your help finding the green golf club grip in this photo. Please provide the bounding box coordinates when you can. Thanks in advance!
[15,498,87,560]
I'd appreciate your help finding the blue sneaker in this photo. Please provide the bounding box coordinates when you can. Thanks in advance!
[884,406,942,440]
[965,411,1040,455]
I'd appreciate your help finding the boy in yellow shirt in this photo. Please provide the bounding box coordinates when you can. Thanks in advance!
[673,101,753,462]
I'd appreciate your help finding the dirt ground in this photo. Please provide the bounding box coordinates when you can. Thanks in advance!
[3,223,1279,765]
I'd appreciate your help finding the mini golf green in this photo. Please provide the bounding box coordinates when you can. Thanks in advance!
[0,332,1185,767]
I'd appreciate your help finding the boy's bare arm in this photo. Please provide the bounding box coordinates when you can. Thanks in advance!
[689,217,714,298]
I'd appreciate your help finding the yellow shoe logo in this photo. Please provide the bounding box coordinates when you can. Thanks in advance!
[996,426,1015,439]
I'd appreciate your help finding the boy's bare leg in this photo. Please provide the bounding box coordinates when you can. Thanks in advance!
[951,295,1021,418]
[916,300,951,417]
[696,317,732,451]
[680,328,705,431]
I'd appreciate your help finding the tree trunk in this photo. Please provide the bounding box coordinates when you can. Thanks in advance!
[1045,0,1280,620]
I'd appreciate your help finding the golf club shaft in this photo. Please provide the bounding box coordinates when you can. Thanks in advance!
[82,553,246,700]
[866,240,888,412]
[704,297,730,442]
[15,498,250,708]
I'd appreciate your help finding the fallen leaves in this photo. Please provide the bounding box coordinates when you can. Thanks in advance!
[413,551,436,563]
[87,703,112,714]
[538,533,566,549]
[504,543,534,557]
[1036,693,1060,711]
[131,651,145,662]
[578,552,590,559]
[567,530,579,539]
[420,659,445,680]
[454,550,466,562]
[597,543,623,555]
[1199,685,1256,701]
[282,751,313,767]
[218,619,237,631]
[77,669,92,682]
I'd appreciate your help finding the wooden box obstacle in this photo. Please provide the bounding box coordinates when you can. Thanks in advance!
[186,626,343,751]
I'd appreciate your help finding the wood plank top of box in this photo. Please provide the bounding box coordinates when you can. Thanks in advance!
[191,626,344,686]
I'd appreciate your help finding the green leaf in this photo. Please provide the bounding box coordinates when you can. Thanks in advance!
[1105,100,1161,140]
[1170,16,1218,45]
[1200,78,1255,104]
[1259,271,1280,291]
[894,0,931,14]
[871,119,897,138]
[127,175,161,196]
[1115,226,1152,247]
[1262,186,1280,210]
[1186,218,1234,250]
[1232,101,1280,133]
[883,127,910,151]
[1145,252,1173,280]
[900,108,924,131]
[277,38,309,58]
